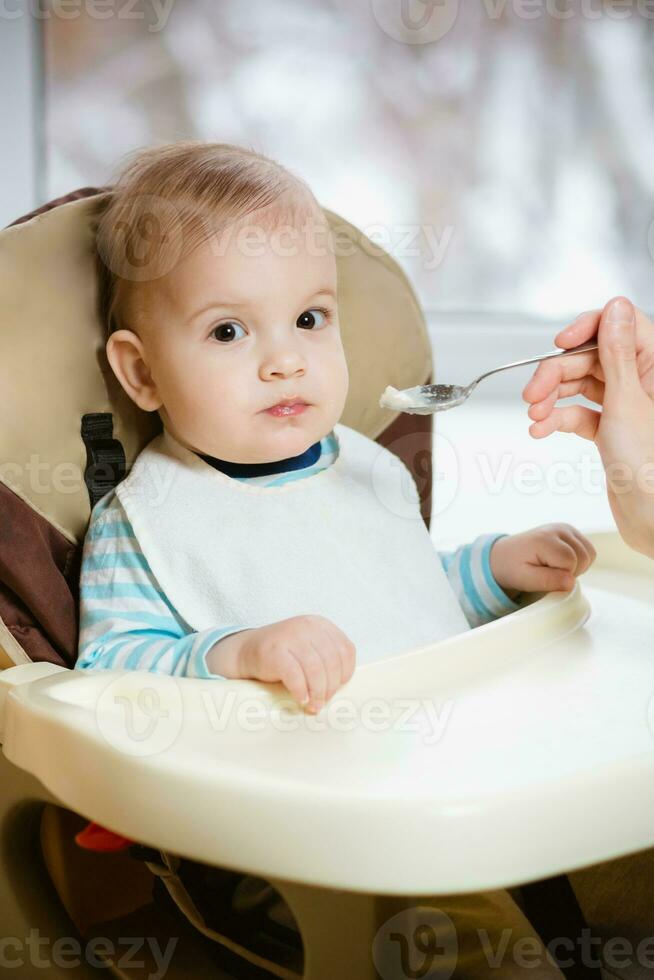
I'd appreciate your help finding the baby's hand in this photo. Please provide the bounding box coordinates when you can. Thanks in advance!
[236,615,356,713]
[489,523,597,596]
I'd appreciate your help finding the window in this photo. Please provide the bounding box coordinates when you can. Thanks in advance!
[35,0,654,318]
[0,9,43,228]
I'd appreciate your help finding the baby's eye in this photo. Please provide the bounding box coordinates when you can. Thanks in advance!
[297,308,329,330]
[210,321,246,343]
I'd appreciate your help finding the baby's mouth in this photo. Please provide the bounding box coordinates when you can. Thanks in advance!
[264,400,310,417]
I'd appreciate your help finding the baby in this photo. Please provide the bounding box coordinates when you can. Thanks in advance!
[74,142,613,976]
[76,140,596,718]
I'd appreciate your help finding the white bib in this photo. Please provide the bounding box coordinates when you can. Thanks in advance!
[115,423,470,666]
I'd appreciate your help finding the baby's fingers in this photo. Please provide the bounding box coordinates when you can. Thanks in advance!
[312,627,356,703]
[278,649,311,707]
[299,643,328,713]
[326,624,357,685]
[562,528,597,574]
[317,639,343,704]
[543,534,580,572]
[519,535,579,593]
[526,563,576,593]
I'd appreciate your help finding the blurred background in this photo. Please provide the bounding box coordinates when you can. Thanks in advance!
[2,0,652,542]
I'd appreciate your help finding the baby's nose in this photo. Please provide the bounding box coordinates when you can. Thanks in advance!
[260,350,306,378]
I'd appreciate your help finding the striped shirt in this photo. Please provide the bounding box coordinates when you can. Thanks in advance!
[75,430,520,679]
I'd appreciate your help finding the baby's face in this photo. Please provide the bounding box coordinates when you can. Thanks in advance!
[132,207,348,463]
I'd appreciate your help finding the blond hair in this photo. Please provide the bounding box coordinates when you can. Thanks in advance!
[92,140,321,338]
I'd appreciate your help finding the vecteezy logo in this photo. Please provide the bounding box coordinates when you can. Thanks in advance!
[373,906,459,979]
[95,193,184,283]
[370,0,460,44]
[371,430,459,520]
[96,673,184,757]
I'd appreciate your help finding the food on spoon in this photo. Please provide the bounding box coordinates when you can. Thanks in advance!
[379,384,435,415]
[379,385,416,411]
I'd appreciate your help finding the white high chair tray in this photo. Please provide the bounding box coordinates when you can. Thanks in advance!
[1,530,653,896]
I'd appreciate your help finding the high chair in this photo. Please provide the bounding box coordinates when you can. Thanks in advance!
[0,187,653,980]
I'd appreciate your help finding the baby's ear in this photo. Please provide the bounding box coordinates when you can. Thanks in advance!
[105,329,162,412]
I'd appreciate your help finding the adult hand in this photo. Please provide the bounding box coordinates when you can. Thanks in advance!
[522,296,654,559]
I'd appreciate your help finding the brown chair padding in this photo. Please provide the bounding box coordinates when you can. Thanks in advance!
[0,482,81,668]
[6,186,111,229]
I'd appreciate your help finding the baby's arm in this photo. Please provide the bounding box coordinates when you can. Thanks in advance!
[76,495,354,709]
[437,533,521,629]
[75,495,249,679]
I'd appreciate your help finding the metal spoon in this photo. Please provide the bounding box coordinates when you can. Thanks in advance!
[379,337,599,415]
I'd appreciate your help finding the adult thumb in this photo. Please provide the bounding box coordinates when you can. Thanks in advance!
[599,296,640,396]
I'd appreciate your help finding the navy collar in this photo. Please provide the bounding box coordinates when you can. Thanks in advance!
[196,438,322,478]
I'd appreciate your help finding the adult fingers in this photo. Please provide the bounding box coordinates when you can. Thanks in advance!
[528,405,601,442]
[533,297,652,405]
[597,296,641,399]
[527,376,606,421]
[522,352,604,405]
[554,308,602,348]
[556,302,653,360]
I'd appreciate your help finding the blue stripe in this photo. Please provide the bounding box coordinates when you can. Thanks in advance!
[480,535,517,607]
[191,627,246,678]
[82,552,152,572]
[80,582,167,601]
[92,645,119,669]
[228,431,338,488]
[91,521,138,540]
[438,550,455,574]
[265,464,330,487]
[79,608,184,630]
[123,637,165,669]
[150,634,194,672]
[459,544,494,622]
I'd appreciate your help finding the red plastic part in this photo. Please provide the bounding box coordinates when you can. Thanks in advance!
[74,821,134,852]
